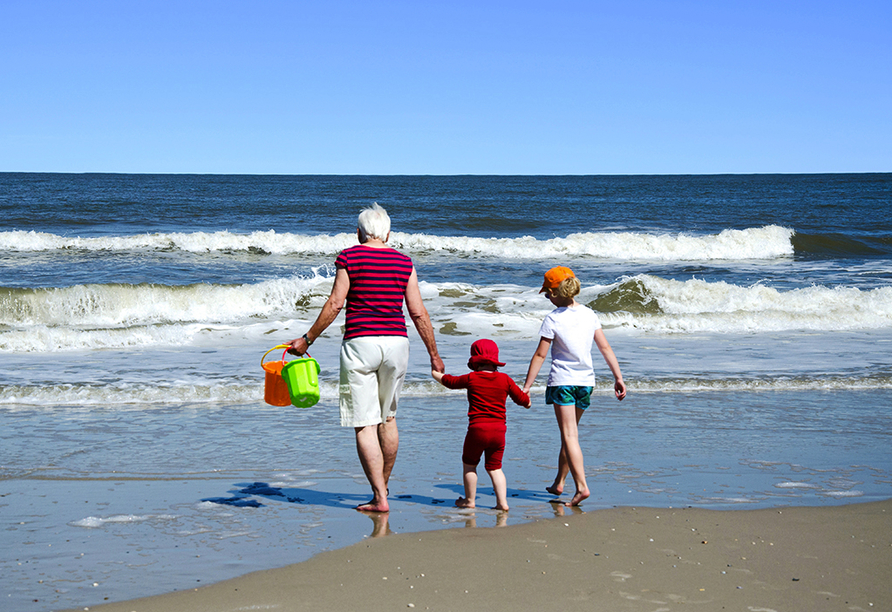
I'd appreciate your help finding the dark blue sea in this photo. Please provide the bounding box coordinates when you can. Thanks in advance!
[1,173,890,610]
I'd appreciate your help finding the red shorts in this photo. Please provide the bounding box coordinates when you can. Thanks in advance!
[462,421,507,471]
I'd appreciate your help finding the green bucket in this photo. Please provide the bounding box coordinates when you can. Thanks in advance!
[281,356,321,408]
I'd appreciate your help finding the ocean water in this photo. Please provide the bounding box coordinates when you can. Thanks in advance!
[1,173,891,610]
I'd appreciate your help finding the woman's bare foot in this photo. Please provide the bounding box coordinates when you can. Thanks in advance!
[455,497,475,508]
[545,484,563,496]
[566,488,590,507]
[356,499,389,512]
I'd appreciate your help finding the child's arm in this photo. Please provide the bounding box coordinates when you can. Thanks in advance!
[594,328,626,401]
[433,371,470,390]
[522,337,551,395]
[507,378,532,408]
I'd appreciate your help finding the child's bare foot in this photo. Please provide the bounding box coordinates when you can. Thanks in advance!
[356,499,389,512]
[545,484,563,496]
[493,503,509,511]
[455,497,475,508]
[566,488,590,507]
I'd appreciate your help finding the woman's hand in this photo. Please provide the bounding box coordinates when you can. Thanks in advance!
[287,336,309,356]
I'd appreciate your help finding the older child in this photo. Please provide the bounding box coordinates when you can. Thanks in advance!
[432,339,530,511]
[522,266,626,507]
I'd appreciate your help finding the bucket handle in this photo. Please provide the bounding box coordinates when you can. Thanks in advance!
[261,344,312,368]
[261,344,290,368]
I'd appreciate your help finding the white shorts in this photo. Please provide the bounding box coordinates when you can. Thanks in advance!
[339,336,410,428]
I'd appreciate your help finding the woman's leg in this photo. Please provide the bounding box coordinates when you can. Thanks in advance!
[553,404,589,506]
[377,416,398,491]
[354,425,390,512]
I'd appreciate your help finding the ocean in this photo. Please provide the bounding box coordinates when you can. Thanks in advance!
[2,173,891,610]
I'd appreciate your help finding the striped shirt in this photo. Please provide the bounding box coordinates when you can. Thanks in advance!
[336,245,414,339]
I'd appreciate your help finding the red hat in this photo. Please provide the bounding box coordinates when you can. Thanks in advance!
[467,339,506,369]
[540,266,575,293]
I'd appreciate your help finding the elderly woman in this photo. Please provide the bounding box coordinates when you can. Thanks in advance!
[288,203,444,512]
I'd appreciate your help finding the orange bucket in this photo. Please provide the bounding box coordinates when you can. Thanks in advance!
[261,345,291,406]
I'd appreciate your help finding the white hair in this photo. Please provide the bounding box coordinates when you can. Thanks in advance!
[357,202,391,242]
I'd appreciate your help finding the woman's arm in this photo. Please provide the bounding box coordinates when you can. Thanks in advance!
[405,267,445,373]
[287,267,350,355]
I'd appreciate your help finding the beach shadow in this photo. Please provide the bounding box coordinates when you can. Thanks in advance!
[388,492,456,507]
[202,481,558,512]
[433,482,561,503]
[200,496,266,508]
[202,482,378,510]
[429,483,587,514]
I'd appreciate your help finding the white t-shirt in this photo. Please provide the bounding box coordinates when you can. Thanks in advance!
[538,304,601,386]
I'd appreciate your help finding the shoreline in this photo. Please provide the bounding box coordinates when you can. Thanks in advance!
[68,498,892,612]
[9,388,890,612]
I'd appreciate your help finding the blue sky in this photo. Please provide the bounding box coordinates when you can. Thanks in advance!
[1,1,889,174]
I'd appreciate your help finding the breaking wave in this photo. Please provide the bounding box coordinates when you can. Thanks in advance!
[3,273,892,352]
[0,225,795,261]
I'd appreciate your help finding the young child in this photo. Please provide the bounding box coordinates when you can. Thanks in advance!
[522,266,626,507]
[432,339,531,511]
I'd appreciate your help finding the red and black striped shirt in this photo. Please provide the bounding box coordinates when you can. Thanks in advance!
[335,245,414,339]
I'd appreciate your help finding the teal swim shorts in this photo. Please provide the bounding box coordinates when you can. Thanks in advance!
[545,385,594,410]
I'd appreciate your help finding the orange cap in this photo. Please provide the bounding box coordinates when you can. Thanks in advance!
[540,266,575,293]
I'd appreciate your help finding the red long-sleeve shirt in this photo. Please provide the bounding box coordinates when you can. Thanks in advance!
[440,371,529,425]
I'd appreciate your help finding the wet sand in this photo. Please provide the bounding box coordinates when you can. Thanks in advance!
[69,499,891,612]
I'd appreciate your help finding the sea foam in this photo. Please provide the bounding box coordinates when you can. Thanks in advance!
[602,275,892,333]
[3,273,892,353]
[0,276,332,327]
[0,225,795,261]
[3,374,892,408]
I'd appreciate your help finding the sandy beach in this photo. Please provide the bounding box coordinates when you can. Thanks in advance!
[68,499,890,612]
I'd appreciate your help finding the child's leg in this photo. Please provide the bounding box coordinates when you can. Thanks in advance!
[456,462,477,508]
[483,426,508,511]
[486,468,509,511]
[547,407,583,495]
[554,403,589,506]
[548,441,570,495]
[458,427,485,508]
